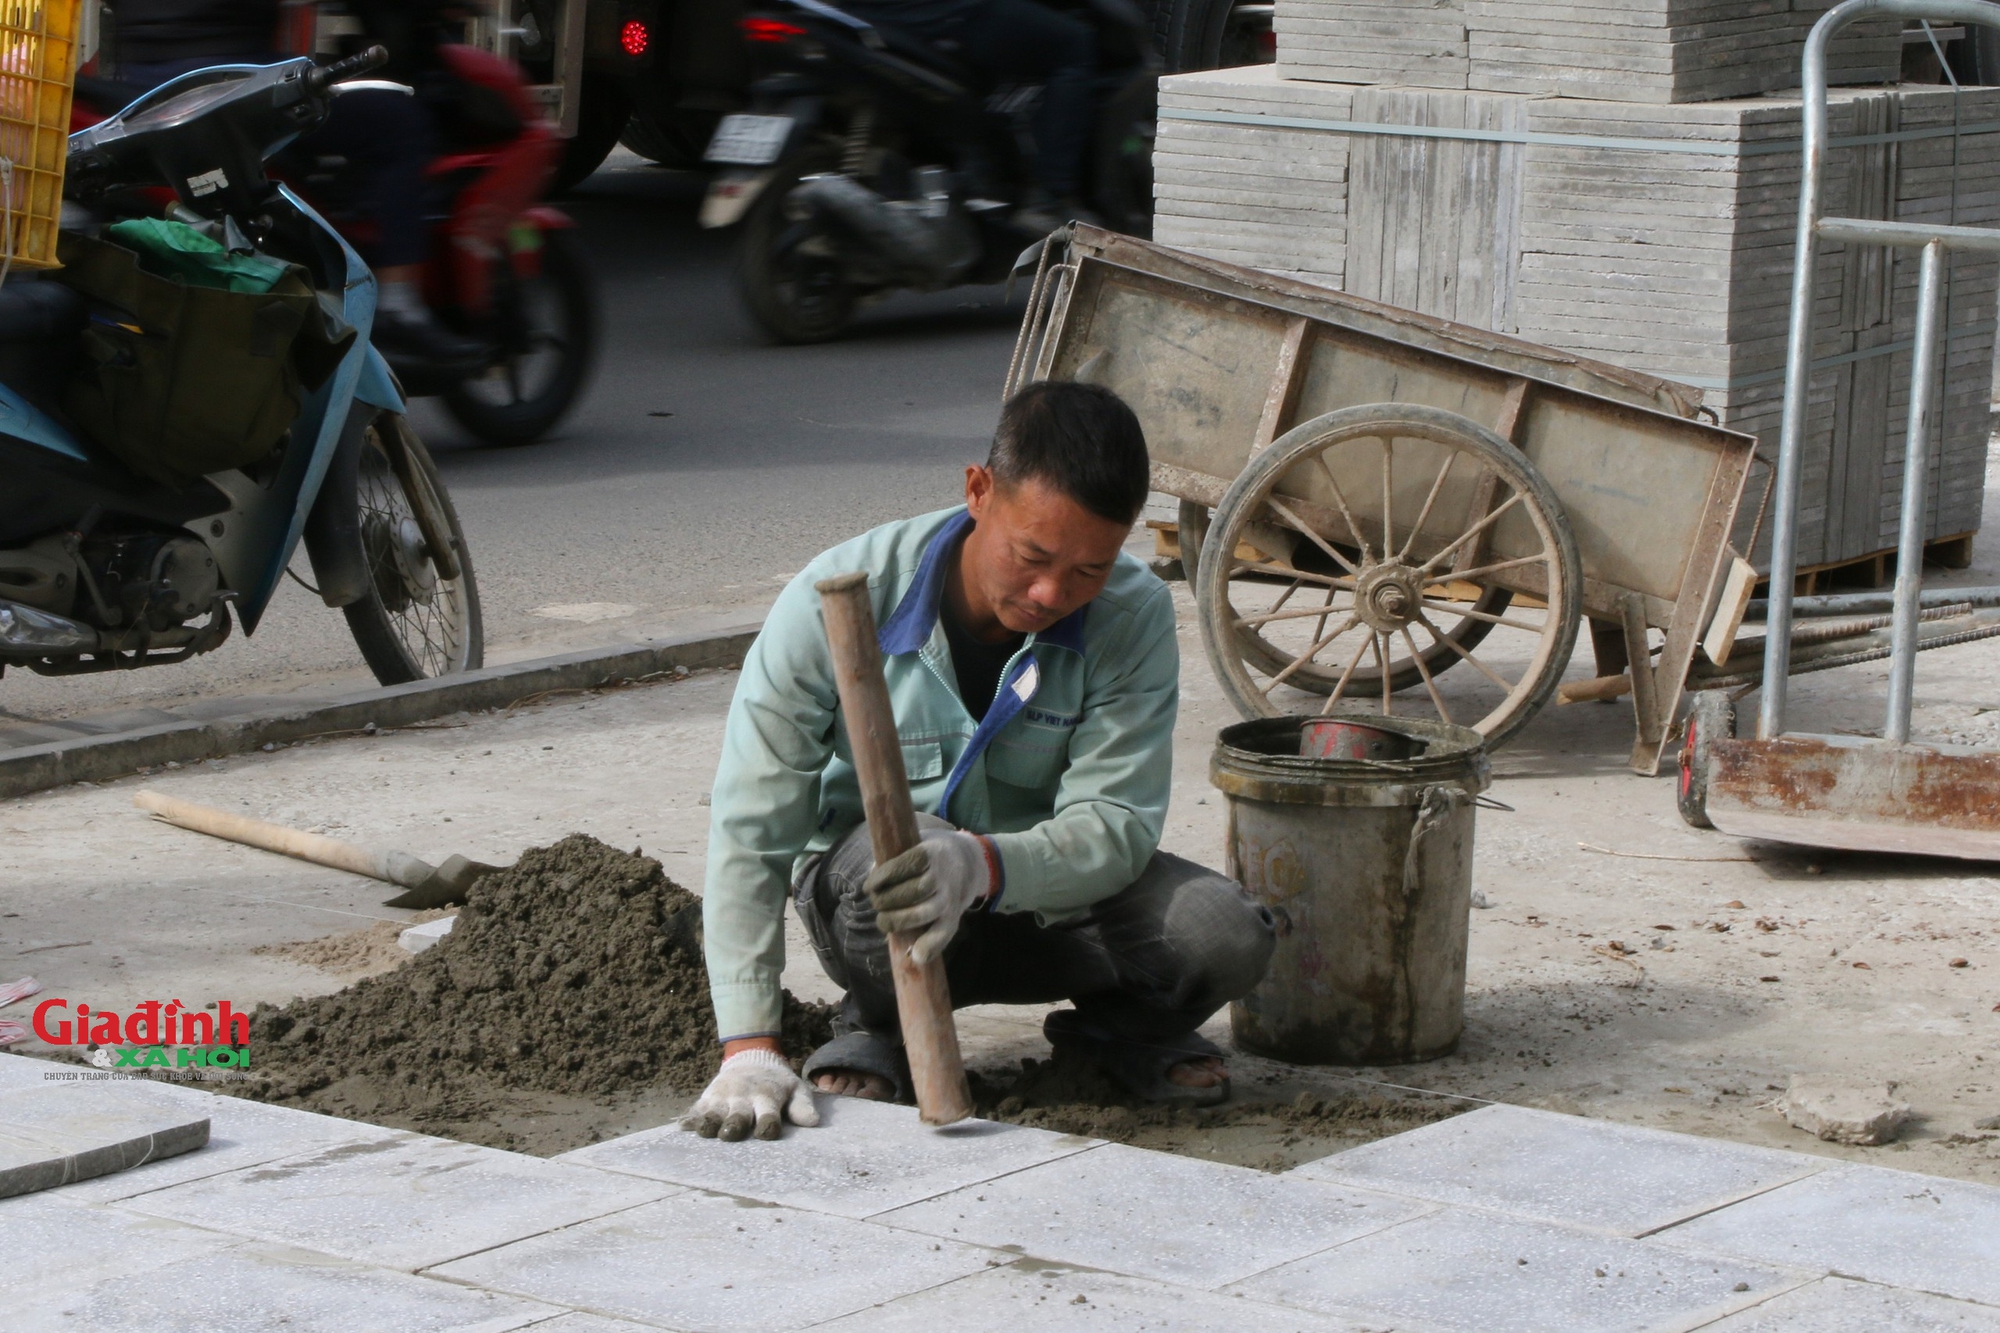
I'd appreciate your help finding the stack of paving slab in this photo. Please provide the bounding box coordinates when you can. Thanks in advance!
[1276,0,1903,103]
[6,1054,2000,1330]
[1154,56,1998,569]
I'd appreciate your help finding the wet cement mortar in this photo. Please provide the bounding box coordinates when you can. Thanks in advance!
[229,836,836,1152]
[220,832,1461,1162]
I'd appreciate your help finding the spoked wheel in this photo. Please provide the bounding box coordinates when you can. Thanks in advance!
[442,229,600,446]
[1197,404,1582,749]
[738,150,859,344]
[339,415,483,684]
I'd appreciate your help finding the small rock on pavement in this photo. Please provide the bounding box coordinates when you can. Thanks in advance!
[1776,1076,1911,1145]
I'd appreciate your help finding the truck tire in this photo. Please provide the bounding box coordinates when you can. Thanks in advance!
[620,110,716,170]
[553,75,631,194]
[1152,0,1274,72]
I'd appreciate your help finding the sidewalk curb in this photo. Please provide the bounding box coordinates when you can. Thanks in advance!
[0,622,763,802]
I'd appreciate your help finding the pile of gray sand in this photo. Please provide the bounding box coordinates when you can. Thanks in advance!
[235,835,834,1137]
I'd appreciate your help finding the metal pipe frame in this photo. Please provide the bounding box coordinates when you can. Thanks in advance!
[1762,0,2000,741]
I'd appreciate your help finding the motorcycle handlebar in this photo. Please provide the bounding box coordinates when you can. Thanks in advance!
[307,44,389,92]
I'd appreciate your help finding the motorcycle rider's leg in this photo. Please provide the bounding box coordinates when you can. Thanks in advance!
[949,0,1097,225]
[307,89,485,369]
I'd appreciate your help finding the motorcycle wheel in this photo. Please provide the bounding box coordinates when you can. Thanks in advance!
[738,152,858,345]
[442,229,600,447]
[332,414,484,685]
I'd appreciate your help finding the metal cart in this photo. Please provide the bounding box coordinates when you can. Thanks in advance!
[1683,0,2000,856]
[1009,225,1761,772]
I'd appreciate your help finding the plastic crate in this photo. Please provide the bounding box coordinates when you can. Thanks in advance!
[0,0,76,271]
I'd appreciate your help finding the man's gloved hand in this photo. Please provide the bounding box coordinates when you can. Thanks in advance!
[864,827,996,966]
[683,1049,821,1141]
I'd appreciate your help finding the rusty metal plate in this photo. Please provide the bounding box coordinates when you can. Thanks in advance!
[1704,733,2000,859]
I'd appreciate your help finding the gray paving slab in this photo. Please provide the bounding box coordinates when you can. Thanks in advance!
[1230,1207,1803,1333]
[558,1094,1098,1220]
[811,1259,1414,1332]
[0,1053,62,1087]
[7,1241,564,1332]
[0,1191,239,1299]
[1702,1276,2000,1331]
[875,1140,1433,1290]
[513,1317,668,1333]
[117,1132,675,1271]
[0,1081,210,1197]
[1661,1165,2000,1308]
[431,1190,996,1333]
[48,1079,414,1202]
[1294,1103,1825,1236]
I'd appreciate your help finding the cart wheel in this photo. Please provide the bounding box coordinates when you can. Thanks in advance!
[1197,404,1582,749]
[1678,691,1736,829]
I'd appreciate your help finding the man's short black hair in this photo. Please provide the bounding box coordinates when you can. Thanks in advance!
[987,381,1150,525]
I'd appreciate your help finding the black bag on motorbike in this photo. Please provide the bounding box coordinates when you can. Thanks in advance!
[53,231,355,488]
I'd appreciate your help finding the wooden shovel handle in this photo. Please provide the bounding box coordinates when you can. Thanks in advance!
[817,573,975,1126]
[134,789,390,883]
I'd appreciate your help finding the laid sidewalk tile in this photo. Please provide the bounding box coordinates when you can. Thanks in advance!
[559,1095,1098,1219]
[1230,1208,1802,1333]
[510,1316,668,1332]
[0,1081,209,1198]
[117,1133,675,1270]
[431,1190,996,1333]
[8,1241,564,1332]
[1702,1276,2000,1330]
[810,1259,1419,1332]
[1294,1104,1824,1236]
[0,1054,65,1088]
[20,1077,411,1202]
[1661,1165,2000,1308]
[0,1192,236,1300]
[875,1140,1431,1289]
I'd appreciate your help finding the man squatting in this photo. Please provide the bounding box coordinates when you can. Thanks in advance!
[687,380,1277,1139]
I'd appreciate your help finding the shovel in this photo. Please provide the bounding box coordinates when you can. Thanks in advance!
[133,790,502,909]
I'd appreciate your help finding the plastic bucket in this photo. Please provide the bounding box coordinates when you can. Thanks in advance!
[1210,714,1490,1065]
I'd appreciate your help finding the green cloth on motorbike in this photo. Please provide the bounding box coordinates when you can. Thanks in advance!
[104,218,291,294]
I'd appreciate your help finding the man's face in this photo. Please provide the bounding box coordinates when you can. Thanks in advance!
[960,466,1132,635]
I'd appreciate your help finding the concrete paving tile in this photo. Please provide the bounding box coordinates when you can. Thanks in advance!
[52,1080,414,1201]
[0,1081,210,1197]
[7,1241,564,1332]
[810,1259,1422,1332]
[1294,1104,1825,1236]
[0,1053,65,1087]
[117,1133,675,1270]
[1700,1276,2000,1330]
[1660,1165,2000,1308]
[1230,1208,1803,1333]
[874,1141,1433,1290]
[558,1094,1098,1219]
[0,1191,238,1298]
[430,1190,996,1333]
[516,1316,675,1332]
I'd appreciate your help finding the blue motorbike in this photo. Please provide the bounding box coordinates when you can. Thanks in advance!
[0,48,481,686]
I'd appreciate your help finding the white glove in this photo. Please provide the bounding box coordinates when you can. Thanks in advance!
[683,1049,821,1141]
[864,827,996,966]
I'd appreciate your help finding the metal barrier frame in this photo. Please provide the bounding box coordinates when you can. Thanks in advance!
[1763,0,2000,742]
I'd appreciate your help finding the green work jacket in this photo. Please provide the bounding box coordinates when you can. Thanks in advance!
[704,506,1179,1040]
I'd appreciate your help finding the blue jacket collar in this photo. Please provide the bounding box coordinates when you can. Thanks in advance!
[877,508,1088,657]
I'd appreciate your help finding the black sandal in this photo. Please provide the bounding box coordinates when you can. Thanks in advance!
[800,1030,913,1104]
[1044,1009,1231,1107]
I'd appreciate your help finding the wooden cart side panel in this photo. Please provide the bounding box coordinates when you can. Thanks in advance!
[1052,267,1295,481]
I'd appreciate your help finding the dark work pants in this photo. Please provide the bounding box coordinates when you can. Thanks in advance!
[300,90,438,268]
[796,815,1277,1045]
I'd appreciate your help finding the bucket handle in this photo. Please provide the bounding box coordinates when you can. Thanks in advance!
[1474,794,1514,812]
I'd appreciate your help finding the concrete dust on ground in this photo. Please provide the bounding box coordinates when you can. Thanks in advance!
[254,908,453,978]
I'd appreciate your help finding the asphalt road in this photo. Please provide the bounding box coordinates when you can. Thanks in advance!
[3,152,1027,725]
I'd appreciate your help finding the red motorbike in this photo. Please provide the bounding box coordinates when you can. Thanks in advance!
[73,45,598,448]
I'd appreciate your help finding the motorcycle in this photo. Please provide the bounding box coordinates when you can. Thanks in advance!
[74,43,598,448]
[1,49,482,688]
[702,0,1160,343]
